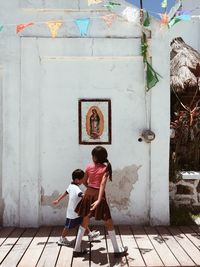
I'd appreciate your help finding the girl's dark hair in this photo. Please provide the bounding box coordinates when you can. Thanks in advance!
[72,169,85,181]
[92,146,112,181]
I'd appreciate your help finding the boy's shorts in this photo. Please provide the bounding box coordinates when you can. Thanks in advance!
[64,217,83,229]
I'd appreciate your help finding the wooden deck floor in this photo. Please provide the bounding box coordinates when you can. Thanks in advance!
[0,225,200,267]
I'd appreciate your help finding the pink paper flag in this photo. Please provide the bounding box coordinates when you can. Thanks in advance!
[102,14,117,27]
[160,13,169,25]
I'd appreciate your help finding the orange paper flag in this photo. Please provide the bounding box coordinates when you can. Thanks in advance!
[46,21,63,38]
[16,23,33,34]
[160,13,169,25]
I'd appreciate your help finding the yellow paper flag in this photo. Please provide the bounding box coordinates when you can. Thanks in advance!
[88,0,103,6]
[46,21,63,38]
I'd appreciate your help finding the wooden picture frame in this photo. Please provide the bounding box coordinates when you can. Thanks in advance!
[79,99,111,145]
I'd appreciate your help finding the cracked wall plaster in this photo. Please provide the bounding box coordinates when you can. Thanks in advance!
[106,164,140,211]
[41,164,140,212]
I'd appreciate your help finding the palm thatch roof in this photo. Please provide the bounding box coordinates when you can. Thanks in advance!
[170,37,200,93]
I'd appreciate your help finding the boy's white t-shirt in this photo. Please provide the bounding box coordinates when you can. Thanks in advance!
[66,183,82,219]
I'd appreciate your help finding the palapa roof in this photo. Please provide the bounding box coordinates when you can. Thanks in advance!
[170,37,200,93]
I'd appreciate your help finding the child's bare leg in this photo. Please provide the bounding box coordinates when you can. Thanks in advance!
[82,215,90,229]
[57,227,72,246]
[104,218,114,231]
[85,227,90,235]
[81,216,90,236]
[61,227,69,237]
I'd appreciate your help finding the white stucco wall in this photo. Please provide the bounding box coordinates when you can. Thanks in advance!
[0,0,170,226]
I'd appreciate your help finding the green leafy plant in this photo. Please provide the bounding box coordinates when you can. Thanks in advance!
[170,104,200,181]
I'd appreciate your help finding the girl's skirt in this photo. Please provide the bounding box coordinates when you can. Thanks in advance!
[75,187,111,221]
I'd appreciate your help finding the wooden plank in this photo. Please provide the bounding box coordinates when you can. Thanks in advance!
[0,228,38,267]
[37,227,61,267]
[90,225,109,267]
[156,226,195,267]
[2,226,200,267]
[0,228,24,264]
[179,226,200,250]
[106,226,128,267]
[167,227,200,266]
[131,226,163,267]
[0,227,15,246]
[118,225,145,267]
[144,227,180,267]
[56,227,76,267]
[17,226,52,267]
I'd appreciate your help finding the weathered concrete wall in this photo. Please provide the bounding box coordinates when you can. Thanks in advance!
[0,0,170,226]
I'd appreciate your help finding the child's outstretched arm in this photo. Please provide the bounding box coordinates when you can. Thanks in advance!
[90,172,109,211]
[52,192,67,205]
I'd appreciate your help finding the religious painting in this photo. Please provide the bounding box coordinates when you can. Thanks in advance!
[79,99,111,144]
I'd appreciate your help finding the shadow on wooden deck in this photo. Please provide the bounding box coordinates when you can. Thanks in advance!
[0,225,200,266]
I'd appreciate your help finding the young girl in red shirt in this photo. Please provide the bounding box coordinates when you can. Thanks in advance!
[73,146,128,257]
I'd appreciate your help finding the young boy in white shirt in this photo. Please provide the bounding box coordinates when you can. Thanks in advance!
[53,169,99,246]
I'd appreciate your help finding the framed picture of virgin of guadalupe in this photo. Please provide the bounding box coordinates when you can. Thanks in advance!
[78,99,111,145]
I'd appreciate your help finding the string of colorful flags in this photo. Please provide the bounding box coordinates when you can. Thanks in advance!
[0,11,196,37]
[0,0,198,90]
[0,0,197,38]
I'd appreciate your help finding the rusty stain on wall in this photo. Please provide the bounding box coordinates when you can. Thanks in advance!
[106,164,141,211]
[41,189,67,208]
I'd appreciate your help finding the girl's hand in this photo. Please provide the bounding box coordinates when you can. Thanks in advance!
[90,200,100,211]
[52,200,59,205]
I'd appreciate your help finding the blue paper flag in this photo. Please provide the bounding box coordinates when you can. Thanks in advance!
[177,14,191,21]
[75,18,90,36]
